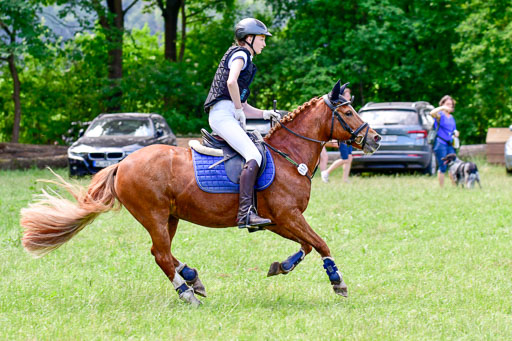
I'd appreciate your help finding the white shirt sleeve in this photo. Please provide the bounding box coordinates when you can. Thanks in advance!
[228,51,248,70]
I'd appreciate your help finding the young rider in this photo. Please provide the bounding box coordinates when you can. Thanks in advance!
[204,18,280,229]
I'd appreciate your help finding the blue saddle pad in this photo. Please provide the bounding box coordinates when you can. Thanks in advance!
[192,148,275,193]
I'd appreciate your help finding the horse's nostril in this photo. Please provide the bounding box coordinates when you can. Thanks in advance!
[374,135,382,143]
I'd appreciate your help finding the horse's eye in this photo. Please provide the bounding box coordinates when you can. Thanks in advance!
[345,111,352,116]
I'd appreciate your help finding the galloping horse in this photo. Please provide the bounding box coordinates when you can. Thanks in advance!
[21,81,381,305]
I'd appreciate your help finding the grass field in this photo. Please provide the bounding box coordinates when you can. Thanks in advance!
[1,161,511,340]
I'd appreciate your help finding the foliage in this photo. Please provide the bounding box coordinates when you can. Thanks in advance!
[0,0,511,144]
[0,0,55,142]
[452,0,512,142]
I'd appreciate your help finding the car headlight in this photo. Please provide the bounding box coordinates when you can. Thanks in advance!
[67,150,87,160]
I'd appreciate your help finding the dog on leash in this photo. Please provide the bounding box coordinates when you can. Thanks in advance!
[441,153,481,189]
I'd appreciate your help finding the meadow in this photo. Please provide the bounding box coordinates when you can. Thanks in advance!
[1,161,511,340]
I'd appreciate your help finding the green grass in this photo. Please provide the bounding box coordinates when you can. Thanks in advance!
[1,163,511,340]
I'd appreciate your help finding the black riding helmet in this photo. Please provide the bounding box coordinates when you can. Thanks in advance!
[235,18,272,54]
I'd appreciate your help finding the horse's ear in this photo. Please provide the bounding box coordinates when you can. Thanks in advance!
[329,80,341,101]
[339,82,349,97]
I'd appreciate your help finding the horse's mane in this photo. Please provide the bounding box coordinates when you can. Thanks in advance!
[266,97,322,138]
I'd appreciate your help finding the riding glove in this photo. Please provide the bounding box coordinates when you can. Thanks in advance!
[234,108,246,131]
[263,110,281,121]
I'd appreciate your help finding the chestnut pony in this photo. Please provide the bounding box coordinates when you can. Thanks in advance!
[21,81,380,305]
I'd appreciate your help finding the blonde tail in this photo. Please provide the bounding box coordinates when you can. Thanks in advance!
[21,164,121,257]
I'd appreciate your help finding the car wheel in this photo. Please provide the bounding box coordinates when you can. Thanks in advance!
[423,152,437,176]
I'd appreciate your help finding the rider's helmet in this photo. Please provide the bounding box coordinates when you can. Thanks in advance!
[235,18,272,41]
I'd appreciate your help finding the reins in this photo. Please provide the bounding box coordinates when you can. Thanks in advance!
[263,95,370,181]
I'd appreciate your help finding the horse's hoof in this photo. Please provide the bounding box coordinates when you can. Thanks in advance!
[190,277,207,298]
[267,262,282,277]
[179,289,202,307]
[333,281,348,297]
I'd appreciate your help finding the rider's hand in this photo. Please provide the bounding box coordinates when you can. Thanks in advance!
[234,108,246,131]
[263,110,281,121]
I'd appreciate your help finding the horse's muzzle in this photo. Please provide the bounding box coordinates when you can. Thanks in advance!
[362,133,381,154]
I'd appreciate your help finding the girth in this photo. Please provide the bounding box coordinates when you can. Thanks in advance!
[199,129,267,183]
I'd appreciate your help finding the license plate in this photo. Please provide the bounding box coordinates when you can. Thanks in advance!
[381,135,398,142]
[93,160,118,167]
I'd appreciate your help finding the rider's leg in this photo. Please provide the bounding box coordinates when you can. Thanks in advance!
[236,159,271,228]
[208,100,270,228]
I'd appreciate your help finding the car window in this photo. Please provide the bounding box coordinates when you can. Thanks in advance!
[359,110,419,125]
[152,117,171,134]
[85,119,153,137]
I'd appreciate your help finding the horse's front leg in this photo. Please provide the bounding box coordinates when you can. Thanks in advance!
[265,226,313,276]
[274,211,348,297]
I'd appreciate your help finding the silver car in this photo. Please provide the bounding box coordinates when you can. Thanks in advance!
[67,113,177,176]
[505,125,512,173]
[352,101,437,174]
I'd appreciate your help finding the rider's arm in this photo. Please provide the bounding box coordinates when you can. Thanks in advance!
[242,102,264,119]
[227,59,244,110]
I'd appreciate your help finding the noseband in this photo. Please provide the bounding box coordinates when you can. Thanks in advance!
[322,95,369,149]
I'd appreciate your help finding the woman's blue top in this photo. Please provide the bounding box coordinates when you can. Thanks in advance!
[434,111,456,145]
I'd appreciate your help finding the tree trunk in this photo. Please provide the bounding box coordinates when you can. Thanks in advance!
[103,0,124,112]
[162,0,182,62]
[178,0,186,62]
[8,54,21,143]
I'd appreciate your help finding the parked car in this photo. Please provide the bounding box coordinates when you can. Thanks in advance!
[67,113,177,176]
[350,101,437,174]
[505,125,512,173]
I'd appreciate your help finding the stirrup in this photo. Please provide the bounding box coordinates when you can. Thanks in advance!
[237,207,272,230]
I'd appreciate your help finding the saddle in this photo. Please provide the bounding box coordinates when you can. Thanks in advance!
[195,128,267,184]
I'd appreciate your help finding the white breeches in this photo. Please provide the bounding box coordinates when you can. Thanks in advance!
[208,100,262,166]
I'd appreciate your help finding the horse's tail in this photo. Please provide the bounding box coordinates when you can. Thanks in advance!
[21,164,121,258]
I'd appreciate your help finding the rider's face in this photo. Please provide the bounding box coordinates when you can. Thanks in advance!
[251,35,266,55]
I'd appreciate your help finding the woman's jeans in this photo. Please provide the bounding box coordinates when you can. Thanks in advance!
[434,139,455,173]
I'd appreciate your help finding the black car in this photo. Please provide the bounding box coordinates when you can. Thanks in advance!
[67,113,177,176]
[350,101,437,174]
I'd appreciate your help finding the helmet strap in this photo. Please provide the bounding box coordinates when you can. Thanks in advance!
[243,35,256,55]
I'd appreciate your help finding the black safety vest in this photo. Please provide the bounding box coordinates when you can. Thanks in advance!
[204,46,257,112]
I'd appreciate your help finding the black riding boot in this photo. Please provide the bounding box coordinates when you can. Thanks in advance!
[237,159,272,229]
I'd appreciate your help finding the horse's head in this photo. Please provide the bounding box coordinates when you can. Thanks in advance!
[323,80,381,154]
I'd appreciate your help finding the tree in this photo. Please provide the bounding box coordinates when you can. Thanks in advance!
[453,0,512,142]
[145,0,234,62]
[0,0,50,142]
[44,0,140,112]
[90,0,140,111]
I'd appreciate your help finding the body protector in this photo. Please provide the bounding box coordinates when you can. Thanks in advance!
[204,46,257,113]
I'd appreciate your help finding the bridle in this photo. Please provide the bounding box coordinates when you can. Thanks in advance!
[262,94,370,181]
[322,95,369,149]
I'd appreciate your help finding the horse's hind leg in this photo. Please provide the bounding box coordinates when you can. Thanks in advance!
[266,225,313,277]
[123,202,201,306]
[167,216,207,297]
[147,215,201,306]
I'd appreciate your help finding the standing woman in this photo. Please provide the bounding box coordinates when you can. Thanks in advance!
[204,18,280,229]
[430,95,459,187]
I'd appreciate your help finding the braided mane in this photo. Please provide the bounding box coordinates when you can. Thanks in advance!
[266,97,322,138]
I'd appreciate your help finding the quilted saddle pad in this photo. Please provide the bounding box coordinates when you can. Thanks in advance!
[192,149,275,193]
